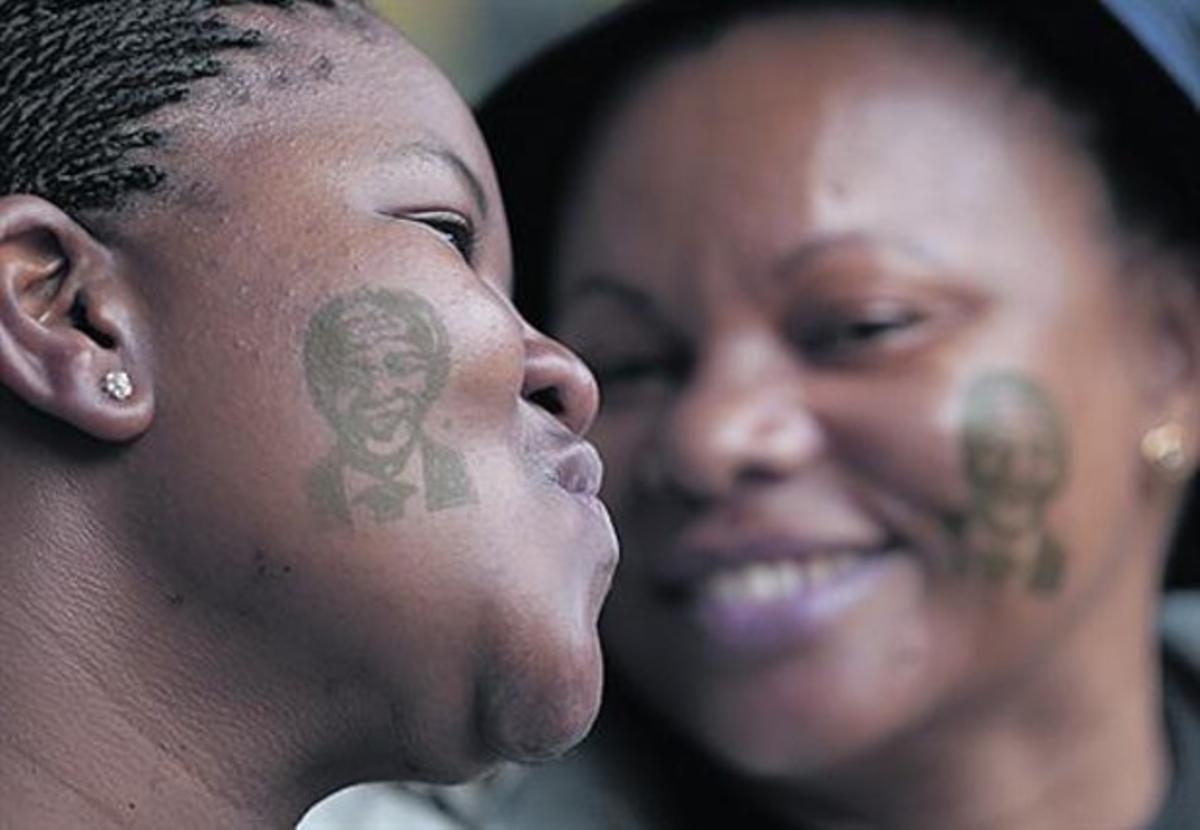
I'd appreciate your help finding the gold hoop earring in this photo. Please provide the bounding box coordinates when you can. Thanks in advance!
[1141,422,1190,480]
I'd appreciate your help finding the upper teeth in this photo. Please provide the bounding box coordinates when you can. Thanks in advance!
[702,552,865,604]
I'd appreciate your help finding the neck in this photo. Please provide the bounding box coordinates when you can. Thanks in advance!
[0,472,340,828]
[759,560,1168,830]
[0,626,288,828]
[790,654,1165,830]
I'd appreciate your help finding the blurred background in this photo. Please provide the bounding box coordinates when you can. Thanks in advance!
[371,0,629,102]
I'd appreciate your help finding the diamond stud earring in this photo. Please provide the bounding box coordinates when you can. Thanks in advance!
[101,370,134,402]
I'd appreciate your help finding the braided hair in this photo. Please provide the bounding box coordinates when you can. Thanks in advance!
[0,0,341,214]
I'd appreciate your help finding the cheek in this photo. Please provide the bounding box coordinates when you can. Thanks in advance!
[1040,363,1143,566]
[123,353,345,634]
[430,296,526,440]
[592,405,662,509]
[830,375,967,515]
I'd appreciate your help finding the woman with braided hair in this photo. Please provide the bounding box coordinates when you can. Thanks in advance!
[0,1,618,826]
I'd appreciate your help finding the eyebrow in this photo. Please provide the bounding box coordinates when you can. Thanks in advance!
[381,141,489,220]
[561,276,680,336]
[775,231,947,277]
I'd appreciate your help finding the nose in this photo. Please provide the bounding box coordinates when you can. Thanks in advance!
[658,340,824,499]
[521,323,600,436]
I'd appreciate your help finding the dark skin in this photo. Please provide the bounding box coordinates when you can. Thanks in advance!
[0,7,616,827]
[553,13,1199,830]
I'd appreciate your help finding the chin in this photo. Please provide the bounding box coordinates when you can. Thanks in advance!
[664,663,926,783]
[480,633,605,763]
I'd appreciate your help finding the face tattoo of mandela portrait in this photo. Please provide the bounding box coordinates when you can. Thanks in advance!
[951,373,1069,594]
[304,286,478,524]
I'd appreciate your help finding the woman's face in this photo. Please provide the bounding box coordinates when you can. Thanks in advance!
[553,15,1177,776]
[115,13,617,780]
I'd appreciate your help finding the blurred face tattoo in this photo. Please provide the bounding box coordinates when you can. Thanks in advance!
[947,373,1068,593]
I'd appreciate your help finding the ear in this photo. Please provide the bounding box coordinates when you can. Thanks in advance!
[1127,249,1200,476]
[0,195,154,442]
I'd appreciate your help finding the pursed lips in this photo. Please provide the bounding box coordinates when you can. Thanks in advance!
[551,440,606,499]
[547,438,621,601]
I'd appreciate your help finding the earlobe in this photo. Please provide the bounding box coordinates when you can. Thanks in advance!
[0,195,153,443]
[1129,254,1200,487]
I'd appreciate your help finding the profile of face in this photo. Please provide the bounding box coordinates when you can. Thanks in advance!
[101,7,616,782]
[551,13,1194,779]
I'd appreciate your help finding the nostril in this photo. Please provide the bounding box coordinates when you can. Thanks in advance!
[521,329,599,436]
[527,385,566,417]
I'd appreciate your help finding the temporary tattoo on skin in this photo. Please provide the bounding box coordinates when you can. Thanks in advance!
[944,373,1069,595]
[303,287,478,525]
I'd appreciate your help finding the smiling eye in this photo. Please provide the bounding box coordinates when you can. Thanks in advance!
[798,308,925,361]
[406,211,477,262]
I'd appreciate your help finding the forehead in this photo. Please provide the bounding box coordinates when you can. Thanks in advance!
[146,9,493,213]
[590,14,1031,176]
[562,13,1107,291]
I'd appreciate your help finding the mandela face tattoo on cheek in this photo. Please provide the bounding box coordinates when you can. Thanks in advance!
[944,373,1070,594]
[302,287,478,525]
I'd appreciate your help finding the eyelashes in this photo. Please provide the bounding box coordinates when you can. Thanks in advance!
[386,210,479,263]
[415,211,477,262]
[587,306,929,400]
[793,307,927,362]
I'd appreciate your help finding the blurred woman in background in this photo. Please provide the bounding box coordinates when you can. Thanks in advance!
[474,1,1200,827]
